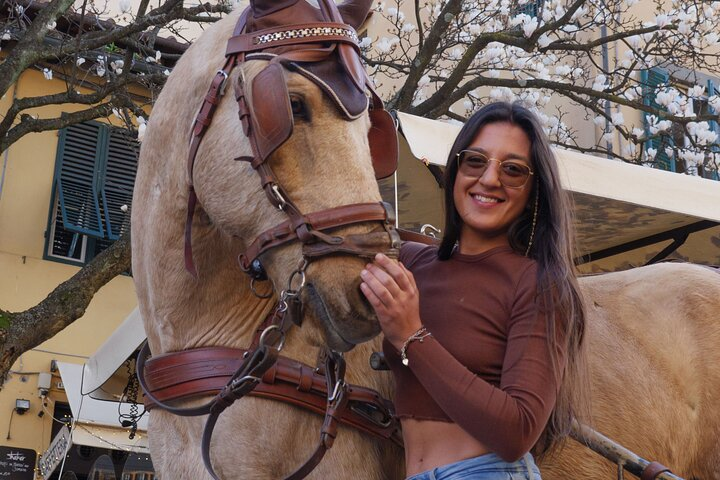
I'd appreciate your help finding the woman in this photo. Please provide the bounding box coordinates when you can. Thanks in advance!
[360,102,587,479]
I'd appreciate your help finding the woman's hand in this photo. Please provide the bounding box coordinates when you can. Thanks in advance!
[360,253,423,350]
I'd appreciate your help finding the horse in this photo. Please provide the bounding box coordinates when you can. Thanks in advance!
[132,0,404,478]
[540,263,720,480]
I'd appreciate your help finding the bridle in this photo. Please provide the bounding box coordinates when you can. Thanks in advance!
[138,1,403,479]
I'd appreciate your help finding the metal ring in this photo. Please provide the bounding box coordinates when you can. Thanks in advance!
[287,268,306,292]
[259,324,285,350]
[250,278,274,299]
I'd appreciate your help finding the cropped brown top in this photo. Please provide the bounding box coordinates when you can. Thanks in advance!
[383,242,567,461]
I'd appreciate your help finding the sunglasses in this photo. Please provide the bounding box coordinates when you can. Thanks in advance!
[456,150,534,189]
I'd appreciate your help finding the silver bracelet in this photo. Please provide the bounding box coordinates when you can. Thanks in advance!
[400,326,432,366]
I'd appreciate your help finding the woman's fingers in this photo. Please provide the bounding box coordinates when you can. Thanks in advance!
[360,267,395,307]
[372,253,413,291]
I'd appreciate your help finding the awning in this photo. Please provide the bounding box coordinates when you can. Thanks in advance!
[392,111,720,271]
[83,308,146,401]
[56,360,149,453]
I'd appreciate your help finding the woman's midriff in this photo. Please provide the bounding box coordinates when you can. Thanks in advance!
[401,417,491,477]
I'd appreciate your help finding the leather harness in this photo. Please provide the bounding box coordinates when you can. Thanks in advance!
[138,1,403,479]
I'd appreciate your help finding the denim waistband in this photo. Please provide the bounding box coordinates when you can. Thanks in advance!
[406,452,541,480]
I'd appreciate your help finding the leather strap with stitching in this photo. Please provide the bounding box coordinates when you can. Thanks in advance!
[141,346,402,446]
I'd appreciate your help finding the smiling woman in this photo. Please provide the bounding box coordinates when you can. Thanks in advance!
[360,102,588,480]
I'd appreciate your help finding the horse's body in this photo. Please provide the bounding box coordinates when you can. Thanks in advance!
[541,263,720,479]
[133,3,720,479]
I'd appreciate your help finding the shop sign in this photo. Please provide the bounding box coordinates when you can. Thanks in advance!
[38,425,71,479]
[0,446,36,479]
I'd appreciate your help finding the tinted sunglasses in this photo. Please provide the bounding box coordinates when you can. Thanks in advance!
[456,150,534,188]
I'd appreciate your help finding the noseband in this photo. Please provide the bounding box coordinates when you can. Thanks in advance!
[139,2,403,479]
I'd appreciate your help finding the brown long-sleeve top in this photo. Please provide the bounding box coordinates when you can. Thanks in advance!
[383,242,567,462]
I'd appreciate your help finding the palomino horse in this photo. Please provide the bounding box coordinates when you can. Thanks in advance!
[132,0,404,478]
[541,263,720,480]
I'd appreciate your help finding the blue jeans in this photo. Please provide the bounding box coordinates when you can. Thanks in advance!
[406,452,541,480]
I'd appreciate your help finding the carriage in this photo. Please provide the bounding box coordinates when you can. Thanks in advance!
[55,1,720,479]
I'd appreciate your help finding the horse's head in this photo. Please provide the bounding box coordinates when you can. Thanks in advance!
[190,0,398,352]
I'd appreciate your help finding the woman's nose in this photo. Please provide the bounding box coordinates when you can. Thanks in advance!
[477,162,502,187]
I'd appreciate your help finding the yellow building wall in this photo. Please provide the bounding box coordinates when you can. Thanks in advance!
[0,68,138,460]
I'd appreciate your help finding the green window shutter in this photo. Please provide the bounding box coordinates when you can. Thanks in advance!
[641,67,675,171]
[706,79,719,180]
[100,127,139,240]
[514,0,543,17]
[55,122,107,237]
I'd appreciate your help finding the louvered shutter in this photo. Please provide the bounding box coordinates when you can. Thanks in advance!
[642,68,674,171]
[100,127,139,240]
[55,122,106,237]
[707,79,719,180]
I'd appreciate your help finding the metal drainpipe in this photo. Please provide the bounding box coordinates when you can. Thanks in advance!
[0,73,20,204]
[601,21,612,157]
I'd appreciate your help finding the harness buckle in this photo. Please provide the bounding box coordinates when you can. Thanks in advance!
[217,69,229,97]
[270,184,287,210]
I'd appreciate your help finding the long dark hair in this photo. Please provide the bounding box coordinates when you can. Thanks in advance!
[439,101,588,456]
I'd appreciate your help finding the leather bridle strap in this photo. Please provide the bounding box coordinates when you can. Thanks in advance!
[285,350,348,480]
[238,202,397,272]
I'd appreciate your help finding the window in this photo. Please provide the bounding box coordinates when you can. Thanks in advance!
[45,121,138,265]
[513,0,544,18]
[642,68,720,177]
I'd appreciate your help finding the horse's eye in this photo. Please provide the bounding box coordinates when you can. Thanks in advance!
[290,95,307,118]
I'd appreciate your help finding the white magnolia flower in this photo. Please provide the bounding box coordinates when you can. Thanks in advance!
[448,47,463,60]
[96,65,106,77]
[418,75,431,88]
[163,69,170,76]
[401,22,416,33]
[537,34,552,48]
[2,32,11,41]
[358,37,372,49]
[120,204,129,213]
[601,131,614,144]
[687,85,705,98]
[664,146,674,158]
[155,50,162,61]
[138,123,147,142]
[646,148,657,160]
[708,95,720,112]
[555,65,572,76]
[593,116,606,126]
[611,111,625,126]
[523,18,538,37]
[47,21,56,30]
[76,57,86,66]
[42,68,52,80]
[622,143,637,157]
[488,69,500,78]
[112,108,121,119]
[463,100,473,111]
[119,0,132,13]
[655,14,671,29]
[632,127,644,138]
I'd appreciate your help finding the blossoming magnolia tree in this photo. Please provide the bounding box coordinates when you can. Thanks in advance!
[0,0,233,381]
[365,0,720,176]
[0,0,718,380]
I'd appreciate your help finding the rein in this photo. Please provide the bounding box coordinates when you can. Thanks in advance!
[139,2,403,478]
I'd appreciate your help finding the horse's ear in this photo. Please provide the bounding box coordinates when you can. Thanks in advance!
[337,0,374,30]
[250,0,300,17]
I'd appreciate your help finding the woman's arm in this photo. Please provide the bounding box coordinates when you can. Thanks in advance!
[361,255,565,462]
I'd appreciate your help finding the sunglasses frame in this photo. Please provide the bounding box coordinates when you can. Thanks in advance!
[455,150,535,189]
